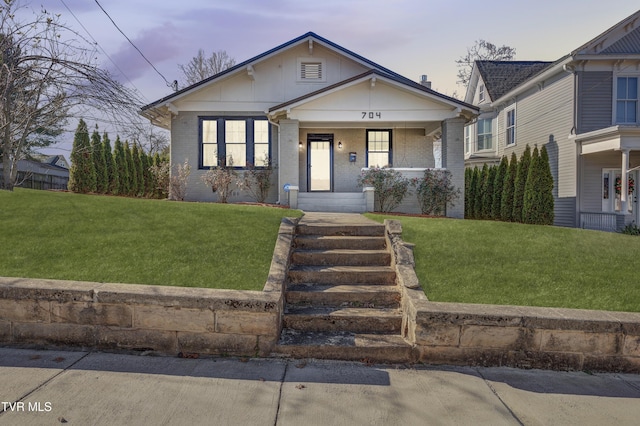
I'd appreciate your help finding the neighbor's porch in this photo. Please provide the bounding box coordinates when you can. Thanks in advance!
[576,126,640,232]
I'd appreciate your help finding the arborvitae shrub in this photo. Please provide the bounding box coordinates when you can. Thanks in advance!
[114,137,129,196]
[501,152,518,222]
[472,167,483,219]
[539,146,555,225]
[69,119,97,194]
[523,146,541,224]
[464,168,472,219]
[492,157,507,219]
[479,164,492,219]
[102,133,117,195]
[512,145,531,223]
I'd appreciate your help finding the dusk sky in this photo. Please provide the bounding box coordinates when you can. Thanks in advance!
[15,0,640,156]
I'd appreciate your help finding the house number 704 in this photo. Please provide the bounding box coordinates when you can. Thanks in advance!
[362,112,382,119]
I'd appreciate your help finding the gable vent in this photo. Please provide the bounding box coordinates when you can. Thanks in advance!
[301,62,322,80]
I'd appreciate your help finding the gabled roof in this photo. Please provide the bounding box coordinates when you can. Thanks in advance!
[268,69,477,115]
[141,32,418,112]
[475,61,553,101]
[600,25,640,54]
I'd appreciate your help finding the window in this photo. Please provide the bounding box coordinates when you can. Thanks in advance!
[200,117,270,169]
[477,119,493,150]
[366,130,392,167]
[464,126,470,153]
[479,84,485,103]
[616,77,638,124]
[506,109,516,146]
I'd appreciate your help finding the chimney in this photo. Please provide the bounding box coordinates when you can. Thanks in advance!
[420,74,431,89]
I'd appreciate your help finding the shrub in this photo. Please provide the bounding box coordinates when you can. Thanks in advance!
[201,161,237,203]
[500,152,517,222]
[621,222,640,236]
[149,154,169,199]
[480,164,495,219]
[472,167,482,219]
[169,159,191,201]
[357,167,410,212]
[413,169,460,216]
[492,157,508,219]
[68,119,97,194]
[513,145,531,223]
[239,156,275,203]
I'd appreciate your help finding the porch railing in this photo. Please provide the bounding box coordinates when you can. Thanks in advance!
[579,212,620,232]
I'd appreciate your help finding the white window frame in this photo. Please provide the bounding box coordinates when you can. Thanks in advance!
[505,107,516,146]
[479,84,485,103]
[477,119,493,151]
[297,57,326,82]
[613,75,639,125]
[464,125,471,154]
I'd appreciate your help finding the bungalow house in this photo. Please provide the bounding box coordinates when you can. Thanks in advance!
[0,155,69,190]
[141,32,477,218]
[464,9,640,231]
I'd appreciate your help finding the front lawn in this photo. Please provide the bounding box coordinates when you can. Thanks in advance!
[0,189,302,290]
[367,214,640,312]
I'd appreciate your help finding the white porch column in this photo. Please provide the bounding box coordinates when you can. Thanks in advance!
[441,117,466,219]
[278,119,300,205]
[621,148,630,213]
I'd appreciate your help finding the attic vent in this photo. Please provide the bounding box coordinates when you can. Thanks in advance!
[301,62,322,80]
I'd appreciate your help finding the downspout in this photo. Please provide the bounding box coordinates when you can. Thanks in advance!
[267,113,282,204]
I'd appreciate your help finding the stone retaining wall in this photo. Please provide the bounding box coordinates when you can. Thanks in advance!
[0,217,298,357]
[385,219,640,373]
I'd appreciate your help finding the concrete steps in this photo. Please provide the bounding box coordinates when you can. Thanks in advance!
[275,214,413,363]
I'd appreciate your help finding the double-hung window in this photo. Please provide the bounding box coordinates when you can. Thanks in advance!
[366,130,392,167]
[200,117,270,168]
[506,109,516,146]
[616,77,638,124]
[477,119,492,150]
[464,126,470,153]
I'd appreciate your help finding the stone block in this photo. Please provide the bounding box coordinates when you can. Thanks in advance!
[0,319,11,341]
[539,330,620,355]
[177,332,258,356]
[622,335,640,357]
[257,335,278,357]
[51,302,132,327]
[522,307,621,333]
[582,355,640,374]
[0,299,50,323]
[459,326,537,350]
[134,305,214,332]
[414,324,460,346]
[13,322,95,347]
[215,311,278,336]
[0,277,95,302]
[96,327,178,353]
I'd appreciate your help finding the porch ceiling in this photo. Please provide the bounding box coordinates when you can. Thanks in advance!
[575,126,640,154]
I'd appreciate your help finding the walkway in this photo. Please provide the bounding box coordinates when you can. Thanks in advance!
[2,347,640,425]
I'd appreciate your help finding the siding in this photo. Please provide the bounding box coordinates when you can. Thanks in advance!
[577,71,613,134]
[497,72,576,227]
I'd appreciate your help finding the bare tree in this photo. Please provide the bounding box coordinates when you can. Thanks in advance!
[456,40,516,87]
[0,2,142,190]
[178,49,236,88]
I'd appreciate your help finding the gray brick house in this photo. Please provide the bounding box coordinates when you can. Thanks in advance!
[141,33,477,217]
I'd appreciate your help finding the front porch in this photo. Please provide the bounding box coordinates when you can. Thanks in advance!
[576,126,640,231]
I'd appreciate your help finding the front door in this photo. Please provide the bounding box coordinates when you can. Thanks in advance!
[307,134,333,191]
[602,168,634,214]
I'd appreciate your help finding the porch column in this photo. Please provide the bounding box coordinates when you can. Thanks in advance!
[441,117,466,219]
[278,119,300,206]
[621,148,630,213]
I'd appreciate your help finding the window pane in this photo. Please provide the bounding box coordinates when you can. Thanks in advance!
[617,77,628,99]
[629,78,638,99]
[617,101,626,122]
[202,120,217,143]
[628,101,637,122]
[368,152,389,168]
[254,143,269,167]
[203,144,218,167]
[226,144,246,167]
[254,120,269,143]
[225,120,246,143]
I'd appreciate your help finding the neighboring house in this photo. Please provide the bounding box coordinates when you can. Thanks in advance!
[141,32,478,217]
[464,9,640,231]
[0,155,69,190]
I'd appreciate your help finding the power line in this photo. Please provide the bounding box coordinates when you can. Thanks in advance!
[93,0,175,90]
[59,0,150,104]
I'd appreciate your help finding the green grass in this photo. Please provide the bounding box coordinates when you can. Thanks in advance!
[0,189,302,290]
[367,214,640,313]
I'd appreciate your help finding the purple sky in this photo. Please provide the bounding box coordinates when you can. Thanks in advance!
[15,0,640,156]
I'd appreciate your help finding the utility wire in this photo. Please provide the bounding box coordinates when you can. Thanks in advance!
[93,0,175,89]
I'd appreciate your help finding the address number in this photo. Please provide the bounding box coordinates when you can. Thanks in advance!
[362,111,382,119]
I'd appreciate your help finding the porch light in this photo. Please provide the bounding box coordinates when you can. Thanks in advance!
[299,141,303,150]
[338,141,343,149]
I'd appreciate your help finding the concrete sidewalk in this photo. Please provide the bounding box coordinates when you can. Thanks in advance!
[1,347,640,426]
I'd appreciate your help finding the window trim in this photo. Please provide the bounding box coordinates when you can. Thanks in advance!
[464,125,471,154]
[477,118,493,151]
[479,84,485,103]
[365,129,392,168]
[505,107,516,147]
[198,116,271,170]
[613,75,639,125]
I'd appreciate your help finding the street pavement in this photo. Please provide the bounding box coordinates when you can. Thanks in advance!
[1,346,640,425]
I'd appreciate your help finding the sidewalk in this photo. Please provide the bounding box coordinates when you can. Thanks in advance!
[2,347,640,425]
